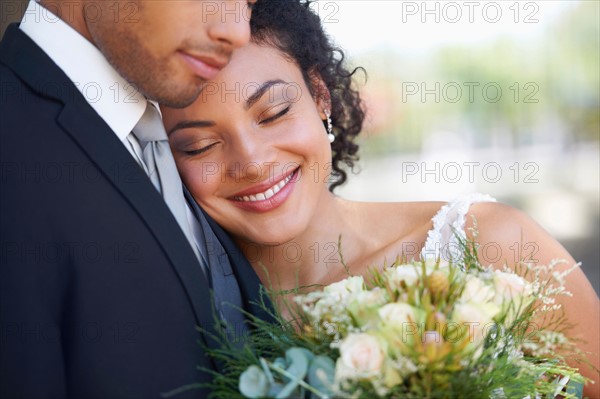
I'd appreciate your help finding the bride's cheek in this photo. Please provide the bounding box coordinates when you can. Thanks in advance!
[179,163,208,198]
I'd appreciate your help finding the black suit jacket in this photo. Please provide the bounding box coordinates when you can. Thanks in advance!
[0,24,264,398]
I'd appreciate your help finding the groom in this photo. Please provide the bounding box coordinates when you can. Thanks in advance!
[0,1,269,397]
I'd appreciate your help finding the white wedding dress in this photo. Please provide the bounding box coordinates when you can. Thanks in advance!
[421,193,496,262]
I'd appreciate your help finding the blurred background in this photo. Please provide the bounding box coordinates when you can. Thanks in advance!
[1,1,598,293]
[315,0,599,294]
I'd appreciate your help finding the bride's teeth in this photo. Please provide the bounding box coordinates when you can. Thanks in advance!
[234,170,296,202]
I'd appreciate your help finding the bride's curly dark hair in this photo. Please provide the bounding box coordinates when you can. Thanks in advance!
[250,0,366,191]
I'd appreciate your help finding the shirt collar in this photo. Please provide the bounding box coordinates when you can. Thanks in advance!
[19,0,147,141]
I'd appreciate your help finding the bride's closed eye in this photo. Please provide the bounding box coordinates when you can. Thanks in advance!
[172,136,220,157]
[183,141,218,156]
[258,103,291,125]
[174,102,293,157]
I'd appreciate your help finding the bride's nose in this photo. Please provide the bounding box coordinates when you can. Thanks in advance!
[226,134,277,181]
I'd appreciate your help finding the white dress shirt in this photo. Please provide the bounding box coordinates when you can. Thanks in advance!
[20,0,207,261]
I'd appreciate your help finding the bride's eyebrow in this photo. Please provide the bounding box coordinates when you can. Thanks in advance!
[245,79,288,110]
[167,80,289,136]
[167,120,215,136]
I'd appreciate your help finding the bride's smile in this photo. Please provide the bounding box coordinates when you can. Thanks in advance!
[229,166,299,210]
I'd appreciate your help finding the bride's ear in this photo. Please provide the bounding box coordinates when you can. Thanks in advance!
[308,69,331,119]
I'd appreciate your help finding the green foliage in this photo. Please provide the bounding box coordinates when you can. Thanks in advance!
[166,240,588,399]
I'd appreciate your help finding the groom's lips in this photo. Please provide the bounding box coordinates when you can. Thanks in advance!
[228,168,300,213]
[179,52,228,80]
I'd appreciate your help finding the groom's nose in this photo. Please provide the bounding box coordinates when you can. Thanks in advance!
[205,2,252,50]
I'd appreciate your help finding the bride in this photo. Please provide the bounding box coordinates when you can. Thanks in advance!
[161,0,599,394]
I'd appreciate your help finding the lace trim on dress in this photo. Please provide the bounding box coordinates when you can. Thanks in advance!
[421,193,496,262]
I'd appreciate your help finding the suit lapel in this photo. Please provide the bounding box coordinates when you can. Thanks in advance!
[184,188,276,324]
[1,24,216,335]
[56,102,216,331]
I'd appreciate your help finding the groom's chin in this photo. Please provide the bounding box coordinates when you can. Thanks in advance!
[143,81,206,109]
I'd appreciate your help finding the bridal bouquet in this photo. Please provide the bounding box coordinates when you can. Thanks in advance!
[185,242,587,399]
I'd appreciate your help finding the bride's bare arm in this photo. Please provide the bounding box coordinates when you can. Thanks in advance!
[468,202,600,398]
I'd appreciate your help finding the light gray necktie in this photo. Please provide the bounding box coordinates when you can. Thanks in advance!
[132,102,203,264]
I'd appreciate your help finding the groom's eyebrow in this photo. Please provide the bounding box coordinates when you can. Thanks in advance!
[167,120,215,136]
[245,79,287,110]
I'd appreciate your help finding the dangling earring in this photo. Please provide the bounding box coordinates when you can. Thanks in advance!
[325,111,335,143]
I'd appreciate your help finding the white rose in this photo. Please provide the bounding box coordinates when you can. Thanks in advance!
[349,288,387,307]
[452,302,500,348]
[493,271,531,302]
[493,271,534,324]
[387,265,420,288]
[324,276,364,300]
[379,303,417,327]
[460,275,495,303]
[335,333,385,381]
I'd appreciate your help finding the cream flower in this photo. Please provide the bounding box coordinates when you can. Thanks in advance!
[335,333,385,381]
[379,303,417,327]
[460,275,495,303]
[493,271,535,325]
[324,276,365,301]
[386,265,421,288]
[452,302,500,350]
[493,271,531,302]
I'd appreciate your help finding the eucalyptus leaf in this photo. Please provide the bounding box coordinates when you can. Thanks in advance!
[270,348,314,398]
[274,380,301,399]
[268,382,287,398]
[260,357,276,385]
[239,365,270,398]
[273,357,287,376]
[285,347,313,379]
[564,379,584,399]
[307,355,336,396]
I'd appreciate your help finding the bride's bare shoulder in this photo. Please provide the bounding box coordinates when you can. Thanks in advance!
[356,201,446,226]
[464,201,535,243]
[354,198,523,239]
[341,200,447,270]
[463,201,574,268]
[355,200,448,238]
